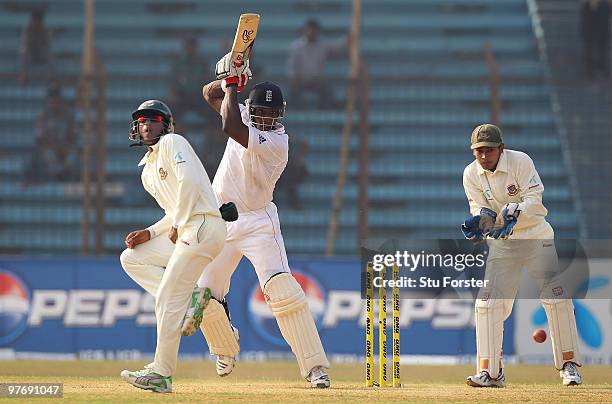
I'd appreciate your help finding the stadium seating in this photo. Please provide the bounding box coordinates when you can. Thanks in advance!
[0,0,580,255]
[533,0,610,238]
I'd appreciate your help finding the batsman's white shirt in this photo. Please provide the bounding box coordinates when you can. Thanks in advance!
[139,133,221,236]
[213,104,288,212]
[462,149,551,239]
[197,104,290,296]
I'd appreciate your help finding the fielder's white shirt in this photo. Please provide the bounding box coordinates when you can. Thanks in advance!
[138,133,220,236]
[463,149,548,235]
[213,104,289,212]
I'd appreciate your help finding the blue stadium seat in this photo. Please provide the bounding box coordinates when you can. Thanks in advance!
[0,0,581,255]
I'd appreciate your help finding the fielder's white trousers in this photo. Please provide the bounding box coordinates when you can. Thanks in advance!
[197,202,290,299]
[120,214,226,376]
[475,222,579,374]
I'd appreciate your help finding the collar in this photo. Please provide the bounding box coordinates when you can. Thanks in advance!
[137,143,159,167]
[477,150,508,175]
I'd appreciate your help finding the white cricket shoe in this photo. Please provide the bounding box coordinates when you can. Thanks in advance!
[216,355,236,377]
[181,287,212,337]
[216,325,239,377]
[306,366,331,388]
[466,368,506,388]
[121,368,172,393]
[560,362,582,386]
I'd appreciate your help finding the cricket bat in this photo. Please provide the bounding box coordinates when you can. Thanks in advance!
[230,13,260,66]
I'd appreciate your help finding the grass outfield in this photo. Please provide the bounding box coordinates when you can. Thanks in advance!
[1,361,612,403]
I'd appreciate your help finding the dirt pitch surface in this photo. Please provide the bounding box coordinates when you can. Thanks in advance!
[1,361,612,403]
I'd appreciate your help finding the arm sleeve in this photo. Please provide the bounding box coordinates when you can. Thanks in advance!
[516,154,545,217]
[146,214,173,238]
[165,135,204,228]
[463,167,492,216]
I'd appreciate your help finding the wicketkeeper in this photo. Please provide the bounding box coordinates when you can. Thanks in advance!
[461,124,582,387]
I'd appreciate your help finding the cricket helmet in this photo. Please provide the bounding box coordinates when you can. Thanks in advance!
[245,82,285,131]
[129,99,175,145]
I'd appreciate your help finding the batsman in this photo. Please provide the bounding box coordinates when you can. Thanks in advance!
[461,124,582,387]
[176,15,331,388]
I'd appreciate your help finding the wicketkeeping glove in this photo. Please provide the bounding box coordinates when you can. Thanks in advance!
[490,203,520,240]
[461,207,497,243]
[219,202,239,222]
[215,52,251,80]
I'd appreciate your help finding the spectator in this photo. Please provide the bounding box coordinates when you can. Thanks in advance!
[167,36,211,132]
[286,19,347,109]
[581,0,611,80]
[24,85,78,184]
[18,9,53,85]
[278,137,309,209]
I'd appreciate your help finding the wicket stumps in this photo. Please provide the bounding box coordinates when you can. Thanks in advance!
[392,264,400,387]
[365,262,375,387]
[365,262,401,387]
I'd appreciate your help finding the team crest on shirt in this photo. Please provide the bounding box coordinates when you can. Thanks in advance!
[159,167,168,180]
[258,134,267,144]
[507,184,519,196]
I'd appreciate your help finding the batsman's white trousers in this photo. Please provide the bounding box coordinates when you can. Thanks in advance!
[196,203,330,376]
[475,222,581,376]
[196,202,290,298]
[120,214,226,377]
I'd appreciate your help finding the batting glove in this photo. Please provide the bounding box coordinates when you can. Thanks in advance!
[461,207,497,243]
[220,69,252,93]
[490,203,520,240]
[215,52,251,80]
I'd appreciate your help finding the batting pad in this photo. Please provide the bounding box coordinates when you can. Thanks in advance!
[542,298,581,369]
[200,299,240,357]
[264,273,330,378]
[475,296,506,377]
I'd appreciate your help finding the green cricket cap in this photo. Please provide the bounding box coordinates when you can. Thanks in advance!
[470,123,504,149]
[470,124,503,149]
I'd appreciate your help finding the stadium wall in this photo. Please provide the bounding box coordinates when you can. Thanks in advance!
[0,256,610,365]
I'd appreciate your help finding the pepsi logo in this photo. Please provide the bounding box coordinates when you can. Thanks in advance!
[248,271,325,346]
[0,271,30,345]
